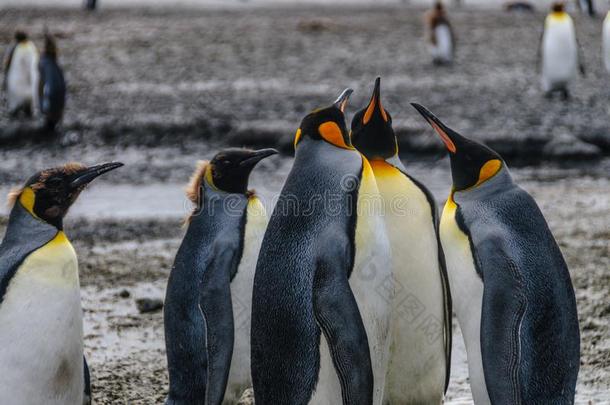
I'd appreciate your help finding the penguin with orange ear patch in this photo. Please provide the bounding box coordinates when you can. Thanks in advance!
[164,148,277,405]
[252,89,392,405]
[412,103,580,405]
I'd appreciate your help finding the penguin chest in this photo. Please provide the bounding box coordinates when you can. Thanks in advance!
[542,18,578,84]
[603,14,610,72]
[431,24,453,61]
[0,232,84,405]
[225,197,267,403]
[440,199,490,405]
[6,43,37,103]
[371,161,446,401]
[351,159,392,402]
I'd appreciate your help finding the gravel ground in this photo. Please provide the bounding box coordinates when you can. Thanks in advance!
[0,4,608,404]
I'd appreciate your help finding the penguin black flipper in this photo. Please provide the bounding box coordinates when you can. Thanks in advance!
[83,356,92,405]
[200,241,238,405]
[0,202,58,304]
[312,229,373,405]
[455,175,580,404]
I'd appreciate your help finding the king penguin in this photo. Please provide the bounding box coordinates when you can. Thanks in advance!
[540,2,584,99]
[38,33,66,132]
[603,11,610,73]
[412,103,580,405]
[351,78,451,404]
[425,2,455,65]
[3,30,39,117]
[251,89,392,405]
[164,148,277,405]
[0,161,123,405]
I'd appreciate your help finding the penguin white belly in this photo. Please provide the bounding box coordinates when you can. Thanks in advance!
[603,13,610,73]
[6,42,38,111]
[310,159,392,405]
[440,199,490,405]
[431,24,453,62]
[542,18,578,90]
[371,161,446,404]
[224,197,267,404]
[0,232,84,405]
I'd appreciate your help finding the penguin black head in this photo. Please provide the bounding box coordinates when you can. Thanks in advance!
[351,77,396,160]
[434,1,445,12]
[412,103,503,191]
[43,33,58,59]
[551,2,565,13]
[9,162,124,229]
[293,88,354,151]
[187,148,278,202]
[14,31,28,43]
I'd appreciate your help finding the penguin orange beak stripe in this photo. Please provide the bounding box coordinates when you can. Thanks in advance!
[411,103,457,153]
[363,77,389,125]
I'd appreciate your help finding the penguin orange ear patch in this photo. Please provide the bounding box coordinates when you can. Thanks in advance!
[475,159,502,186]
[318,121,351,149]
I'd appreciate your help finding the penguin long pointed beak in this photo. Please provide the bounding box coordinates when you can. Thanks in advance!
[333,88,354,113]
[70,162,124,189]
[363,77,389,124]
[238,148,279,167]
[411,103,457,153]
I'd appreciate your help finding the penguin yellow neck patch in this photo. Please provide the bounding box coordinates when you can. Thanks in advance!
[475,159,502,187]
[294,128,302,150]
[204,164,218,191]
[19,187,39,218]
[548,11,569,24]
[318,121,353,150]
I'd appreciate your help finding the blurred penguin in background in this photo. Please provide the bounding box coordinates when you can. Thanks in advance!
[603,10,610,72]
[426,2,455,65]
[3,31,39,118]
[38,33,66,132]
[576,0,596,17]
[540,2,585,100]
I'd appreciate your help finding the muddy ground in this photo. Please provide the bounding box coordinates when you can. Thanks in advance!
[0,4,608,404]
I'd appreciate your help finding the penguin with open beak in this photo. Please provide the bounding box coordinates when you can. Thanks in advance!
[351,78,451,404]
[412,103,580,404]
[0,162,123,405]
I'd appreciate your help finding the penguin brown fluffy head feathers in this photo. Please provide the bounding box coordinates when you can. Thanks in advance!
[351,77,396,160]
[412,103,502,191]
[294,88,353,150]
[11,162,123,229]
[551,2,565,13]
[43,32,58,58]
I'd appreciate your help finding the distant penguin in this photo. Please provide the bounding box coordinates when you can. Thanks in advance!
[251,90,392,405]
[164,148,277,405]
[38,33,66,131]
[426,2,455,65]
[603,11,610,72]
[3,31,38,117]
[351,78,451,404]
[540,2,584,99]
[413,104,580,405]
[0,161,123,405]
[576,0,596,16]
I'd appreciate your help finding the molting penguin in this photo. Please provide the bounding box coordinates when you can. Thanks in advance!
[38,33,66,131]
[351,78,451,404]
[164,148,277,405]
[540,2,584,99]
[425,2,455,65]
[0,161,123,405]
[412,103,580,405]
[3,30,39,117]
[251,90,392,405]
[603,11,610,73]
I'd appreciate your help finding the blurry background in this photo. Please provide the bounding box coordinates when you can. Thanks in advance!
[1,0,609,403]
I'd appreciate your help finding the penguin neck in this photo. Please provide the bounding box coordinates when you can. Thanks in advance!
[453,166,513,204]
